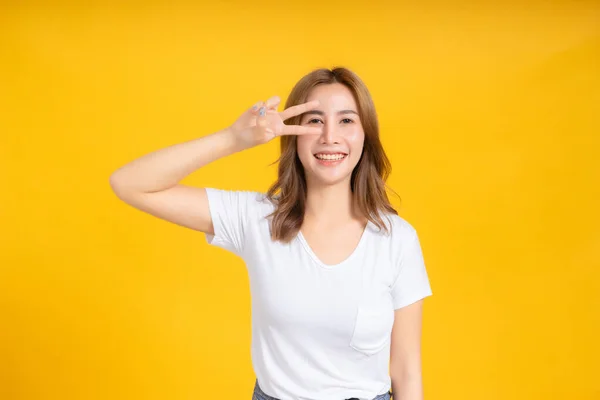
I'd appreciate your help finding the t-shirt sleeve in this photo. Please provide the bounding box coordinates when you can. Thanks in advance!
[391,231,433,309]
[204,188,256,256]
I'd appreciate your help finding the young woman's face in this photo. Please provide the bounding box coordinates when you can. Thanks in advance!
[296,83,365,188]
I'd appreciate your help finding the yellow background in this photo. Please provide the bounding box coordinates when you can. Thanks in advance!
[1,1,599,399]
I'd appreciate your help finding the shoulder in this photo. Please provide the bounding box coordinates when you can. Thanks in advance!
[205,188,275,216]
[377,212,419,242]
[372,213,421,262]
[250,191,276,215]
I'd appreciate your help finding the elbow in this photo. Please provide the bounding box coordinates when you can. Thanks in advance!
[391,370,421,383]
[109,171,131,199]
[390,363,422,382]
[109,172,122,192]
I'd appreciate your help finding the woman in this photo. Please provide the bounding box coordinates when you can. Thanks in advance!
[109,67,433,400]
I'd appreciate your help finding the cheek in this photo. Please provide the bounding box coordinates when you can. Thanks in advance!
[347,130,365,156]
[296,137,314,164]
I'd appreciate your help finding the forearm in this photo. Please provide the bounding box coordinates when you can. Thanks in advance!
[391,373,424,400]
[109,128,244,193]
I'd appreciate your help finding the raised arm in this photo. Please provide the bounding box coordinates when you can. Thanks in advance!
[108,96,321,234]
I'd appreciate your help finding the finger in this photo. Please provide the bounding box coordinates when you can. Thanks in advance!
[279,100,320,121]
[249,101,264,115]
[264,95,281,110]
[256,106,268,129]
[279,124,323,136]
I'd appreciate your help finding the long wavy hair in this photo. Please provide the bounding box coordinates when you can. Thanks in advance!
[266,67,398,242]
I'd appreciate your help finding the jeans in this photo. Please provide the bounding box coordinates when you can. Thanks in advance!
[252,380,392,400]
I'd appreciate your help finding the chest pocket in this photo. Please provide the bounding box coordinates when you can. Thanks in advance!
[349,303,395,356]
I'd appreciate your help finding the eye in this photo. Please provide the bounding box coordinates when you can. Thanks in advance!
[341,118,354,124]
[306,118,323,124]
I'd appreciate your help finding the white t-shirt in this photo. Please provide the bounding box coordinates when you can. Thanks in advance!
[204,188,433,400]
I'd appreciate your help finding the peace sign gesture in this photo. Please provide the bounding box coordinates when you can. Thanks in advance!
[228,96,323,150]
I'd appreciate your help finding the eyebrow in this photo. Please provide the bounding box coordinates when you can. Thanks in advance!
[302,109,359,117]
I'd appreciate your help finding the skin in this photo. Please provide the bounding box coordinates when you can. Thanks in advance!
[390,300,426,400]
[297,83,365,189]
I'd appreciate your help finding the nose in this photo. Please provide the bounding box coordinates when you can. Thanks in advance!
[320,121,340,144]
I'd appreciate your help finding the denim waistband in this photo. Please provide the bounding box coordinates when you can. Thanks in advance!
[252,380,392,400]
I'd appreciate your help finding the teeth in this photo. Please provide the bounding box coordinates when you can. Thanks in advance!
[315,153,346,161]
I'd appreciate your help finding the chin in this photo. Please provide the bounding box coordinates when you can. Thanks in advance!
[307,165,355,187]
[299,152,358,187]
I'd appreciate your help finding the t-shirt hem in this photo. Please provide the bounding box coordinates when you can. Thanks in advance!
[204,232,240,256]
[393,290,433,310]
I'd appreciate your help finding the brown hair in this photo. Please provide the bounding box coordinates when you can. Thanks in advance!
[266,67,398,242]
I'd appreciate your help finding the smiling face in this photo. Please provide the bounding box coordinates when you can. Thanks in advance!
[296,83,365,188]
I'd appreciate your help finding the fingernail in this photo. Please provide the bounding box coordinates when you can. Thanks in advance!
[259,107,265,116]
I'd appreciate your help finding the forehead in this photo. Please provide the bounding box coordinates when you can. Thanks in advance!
[306,83,357,109]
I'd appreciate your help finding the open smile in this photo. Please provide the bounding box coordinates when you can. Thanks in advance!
[313,152,348,166]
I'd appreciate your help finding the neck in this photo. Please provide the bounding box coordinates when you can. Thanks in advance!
[304,179,363,228]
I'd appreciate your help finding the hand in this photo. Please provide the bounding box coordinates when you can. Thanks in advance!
[228,95,323,150]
